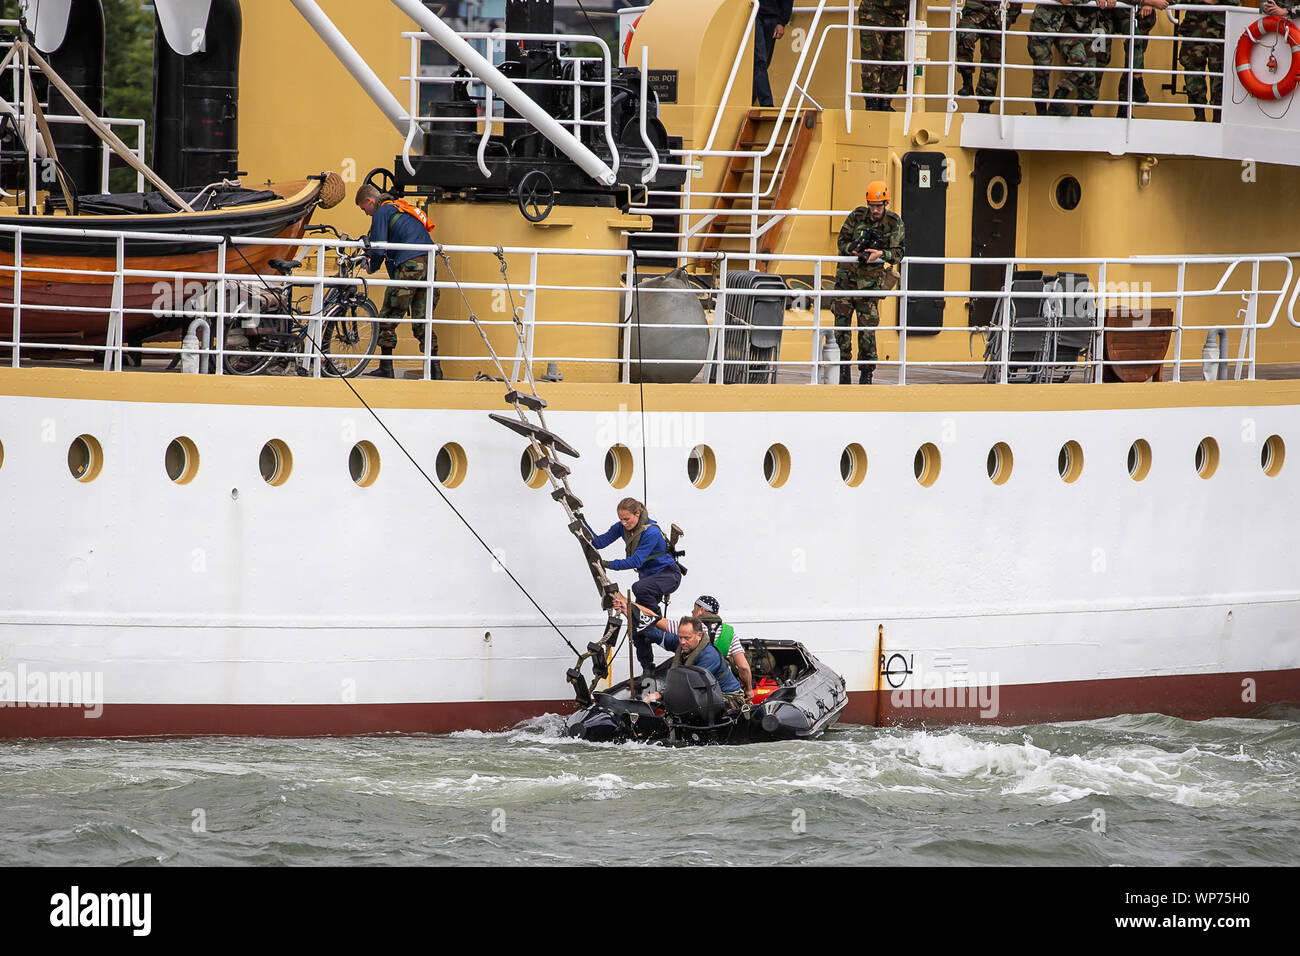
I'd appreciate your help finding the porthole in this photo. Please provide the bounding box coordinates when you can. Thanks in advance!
[604,444,634,490]
[986,175,1008,211]
[259,439,293,487]
[840,443,867,487]
[520,448,548,489]
[986,442,1013,485]
[1127,439,1152,481]
[1195,437,1219,479]
[165,437,200,485]
[68,434,104,482]
[1053,176,1082,212]
[914,442,941,487]
[349,440,380,487]
[1058,440,1083,483]
[687,444,716,489]
[1261,435,1285,477]
[0,439,5,472]
[436,442,467,488]
[763,443,791,488]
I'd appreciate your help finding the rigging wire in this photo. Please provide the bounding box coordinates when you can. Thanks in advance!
[227,240,581,657]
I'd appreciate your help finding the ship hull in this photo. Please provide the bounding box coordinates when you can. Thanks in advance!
[1,371,1298,738]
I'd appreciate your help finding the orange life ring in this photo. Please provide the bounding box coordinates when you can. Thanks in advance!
[1235,15,1300,101]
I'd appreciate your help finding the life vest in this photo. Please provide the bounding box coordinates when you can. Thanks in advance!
[380,198,435,234]
[622,515,673,566]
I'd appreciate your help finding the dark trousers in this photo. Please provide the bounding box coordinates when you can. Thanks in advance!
[631,565,682,668]
[753,15,780,107]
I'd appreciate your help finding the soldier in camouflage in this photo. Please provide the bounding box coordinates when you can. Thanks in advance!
[831,181,905,384]
[1098,0,1166,117]
[1028,0,1100,115]
[1261,1,1300,19]
[858,0,911,110]
[956,1,1024,111]
[1177,0,1226,121]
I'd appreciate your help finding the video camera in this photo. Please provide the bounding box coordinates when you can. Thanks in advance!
[846,224,889,260]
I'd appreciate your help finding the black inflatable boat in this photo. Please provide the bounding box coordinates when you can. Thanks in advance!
[565,639,847,746]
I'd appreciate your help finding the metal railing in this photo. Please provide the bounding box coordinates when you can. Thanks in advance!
[0,221,1294,386]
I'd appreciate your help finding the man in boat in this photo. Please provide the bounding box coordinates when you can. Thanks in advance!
[355,183,442,379]
[612,592,754,700]
[645,617,749,714]
[588,498,683,682]
[753,0,794,108]
[831,180,905,384]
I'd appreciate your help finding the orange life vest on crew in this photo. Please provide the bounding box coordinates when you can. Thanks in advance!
[380,198,435,234]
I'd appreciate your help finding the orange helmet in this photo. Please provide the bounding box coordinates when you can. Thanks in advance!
[865,181,889,203]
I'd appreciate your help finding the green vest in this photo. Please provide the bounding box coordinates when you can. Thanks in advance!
[697,613,736,658]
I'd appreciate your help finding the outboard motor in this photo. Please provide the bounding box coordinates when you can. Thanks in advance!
[661,666,723,725]
[153,0,242,189]
[34,0,105,195]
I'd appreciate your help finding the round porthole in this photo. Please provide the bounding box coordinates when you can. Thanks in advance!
[840,443,867,487]
[1195,437,1219,479]
[520,448,548,489]
[68,434,104,482]
[1054,176,1082,212]
[1261,435,1285,477]
[986,175,1008,211]
[913,442,941,487]
[436,442,467,488]
[259,439,293,486]
[687,444,716,489]
[165,437,200,485]
[1058,440,1084,483]
[605,444,634,490]
[986,442,1013,485]
[0,438,6,472]
[1127,439,1152,481]
[763,443,791,488]
[349,441,380,487]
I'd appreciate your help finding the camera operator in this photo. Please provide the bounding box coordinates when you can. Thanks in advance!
[831,181,905,384]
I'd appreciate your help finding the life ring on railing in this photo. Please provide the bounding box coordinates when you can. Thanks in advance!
[1234,16,1300,101]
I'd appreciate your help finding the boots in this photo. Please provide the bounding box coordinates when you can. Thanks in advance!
[430,360,444,381]
[1115,76,1130,118]
[957,70,974,98]
[1132,76,1149,104]
[1048,90,1072,116]
[1192,106,1206,122]
[366,346,394,378]
[977,99,992,114]
[1035,99,1048,116]
[1076,103,1093,117]
[838,364,852,385]
[858,365,874,384]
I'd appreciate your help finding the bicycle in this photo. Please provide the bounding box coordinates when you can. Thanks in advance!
[223,225,379,377]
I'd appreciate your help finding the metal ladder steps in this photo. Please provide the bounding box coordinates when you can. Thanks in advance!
[487,413,580,458]
[504,389,546,411]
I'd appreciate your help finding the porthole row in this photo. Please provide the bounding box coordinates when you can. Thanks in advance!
[1,434,1288,487]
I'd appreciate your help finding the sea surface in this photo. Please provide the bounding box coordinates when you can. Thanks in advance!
[1,713,1297,866]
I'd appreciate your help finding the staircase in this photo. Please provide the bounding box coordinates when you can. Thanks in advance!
[697,108,818,271]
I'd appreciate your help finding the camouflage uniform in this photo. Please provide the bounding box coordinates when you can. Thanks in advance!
[377,257,440,354]
[831,206,906,380]
[1098,6,1156,74]
[858,0,910,105]
[1177,0,1225,110]
[1028,1,1098,104]
[956,1,1023,98]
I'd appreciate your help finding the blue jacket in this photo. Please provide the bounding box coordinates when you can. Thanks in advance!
[366,203,434,276]
[589,520,677,576]
[673,640,743,695]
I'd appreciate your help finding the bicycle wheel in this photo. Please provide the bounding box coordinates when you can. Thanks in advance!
[320,297,379,378]
[222,317,279,375]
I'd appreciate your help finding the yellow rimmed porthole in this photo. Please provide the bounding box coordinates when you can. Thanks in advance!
[1058,440,1084,483]
[914,442,941,487]
[605,444,634,490]
[1127,439,1152,482]
[986,442,1013,485]
[1261,435,1285,477]
[1195,437,1220,479]
[436,442,467,488]
[520,448,548,489]
[259,439,293,487]
[349,440,380,487]
[687,444,716,489]
[840,443,867,487]
[763,443,791,488]
[165,436,200,485]
[68,434,104,482]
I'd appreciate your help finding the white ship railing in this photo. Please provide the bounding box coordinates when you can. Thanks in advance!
[0,222,1294,385]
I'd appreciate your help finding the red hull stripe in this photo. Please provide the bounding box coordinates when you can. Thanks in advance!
[2,669,1297,738]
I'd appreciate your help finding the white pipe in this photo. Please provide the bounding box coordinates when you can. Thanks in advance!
[291,0,411,138]
[389,0,617,186]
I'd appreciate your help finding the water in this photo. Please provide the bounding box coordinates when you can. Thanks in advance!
[2,713,1297,866]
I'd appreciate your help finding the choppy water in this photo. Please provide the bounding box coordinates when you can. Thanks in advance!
[2,713,1297,866]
